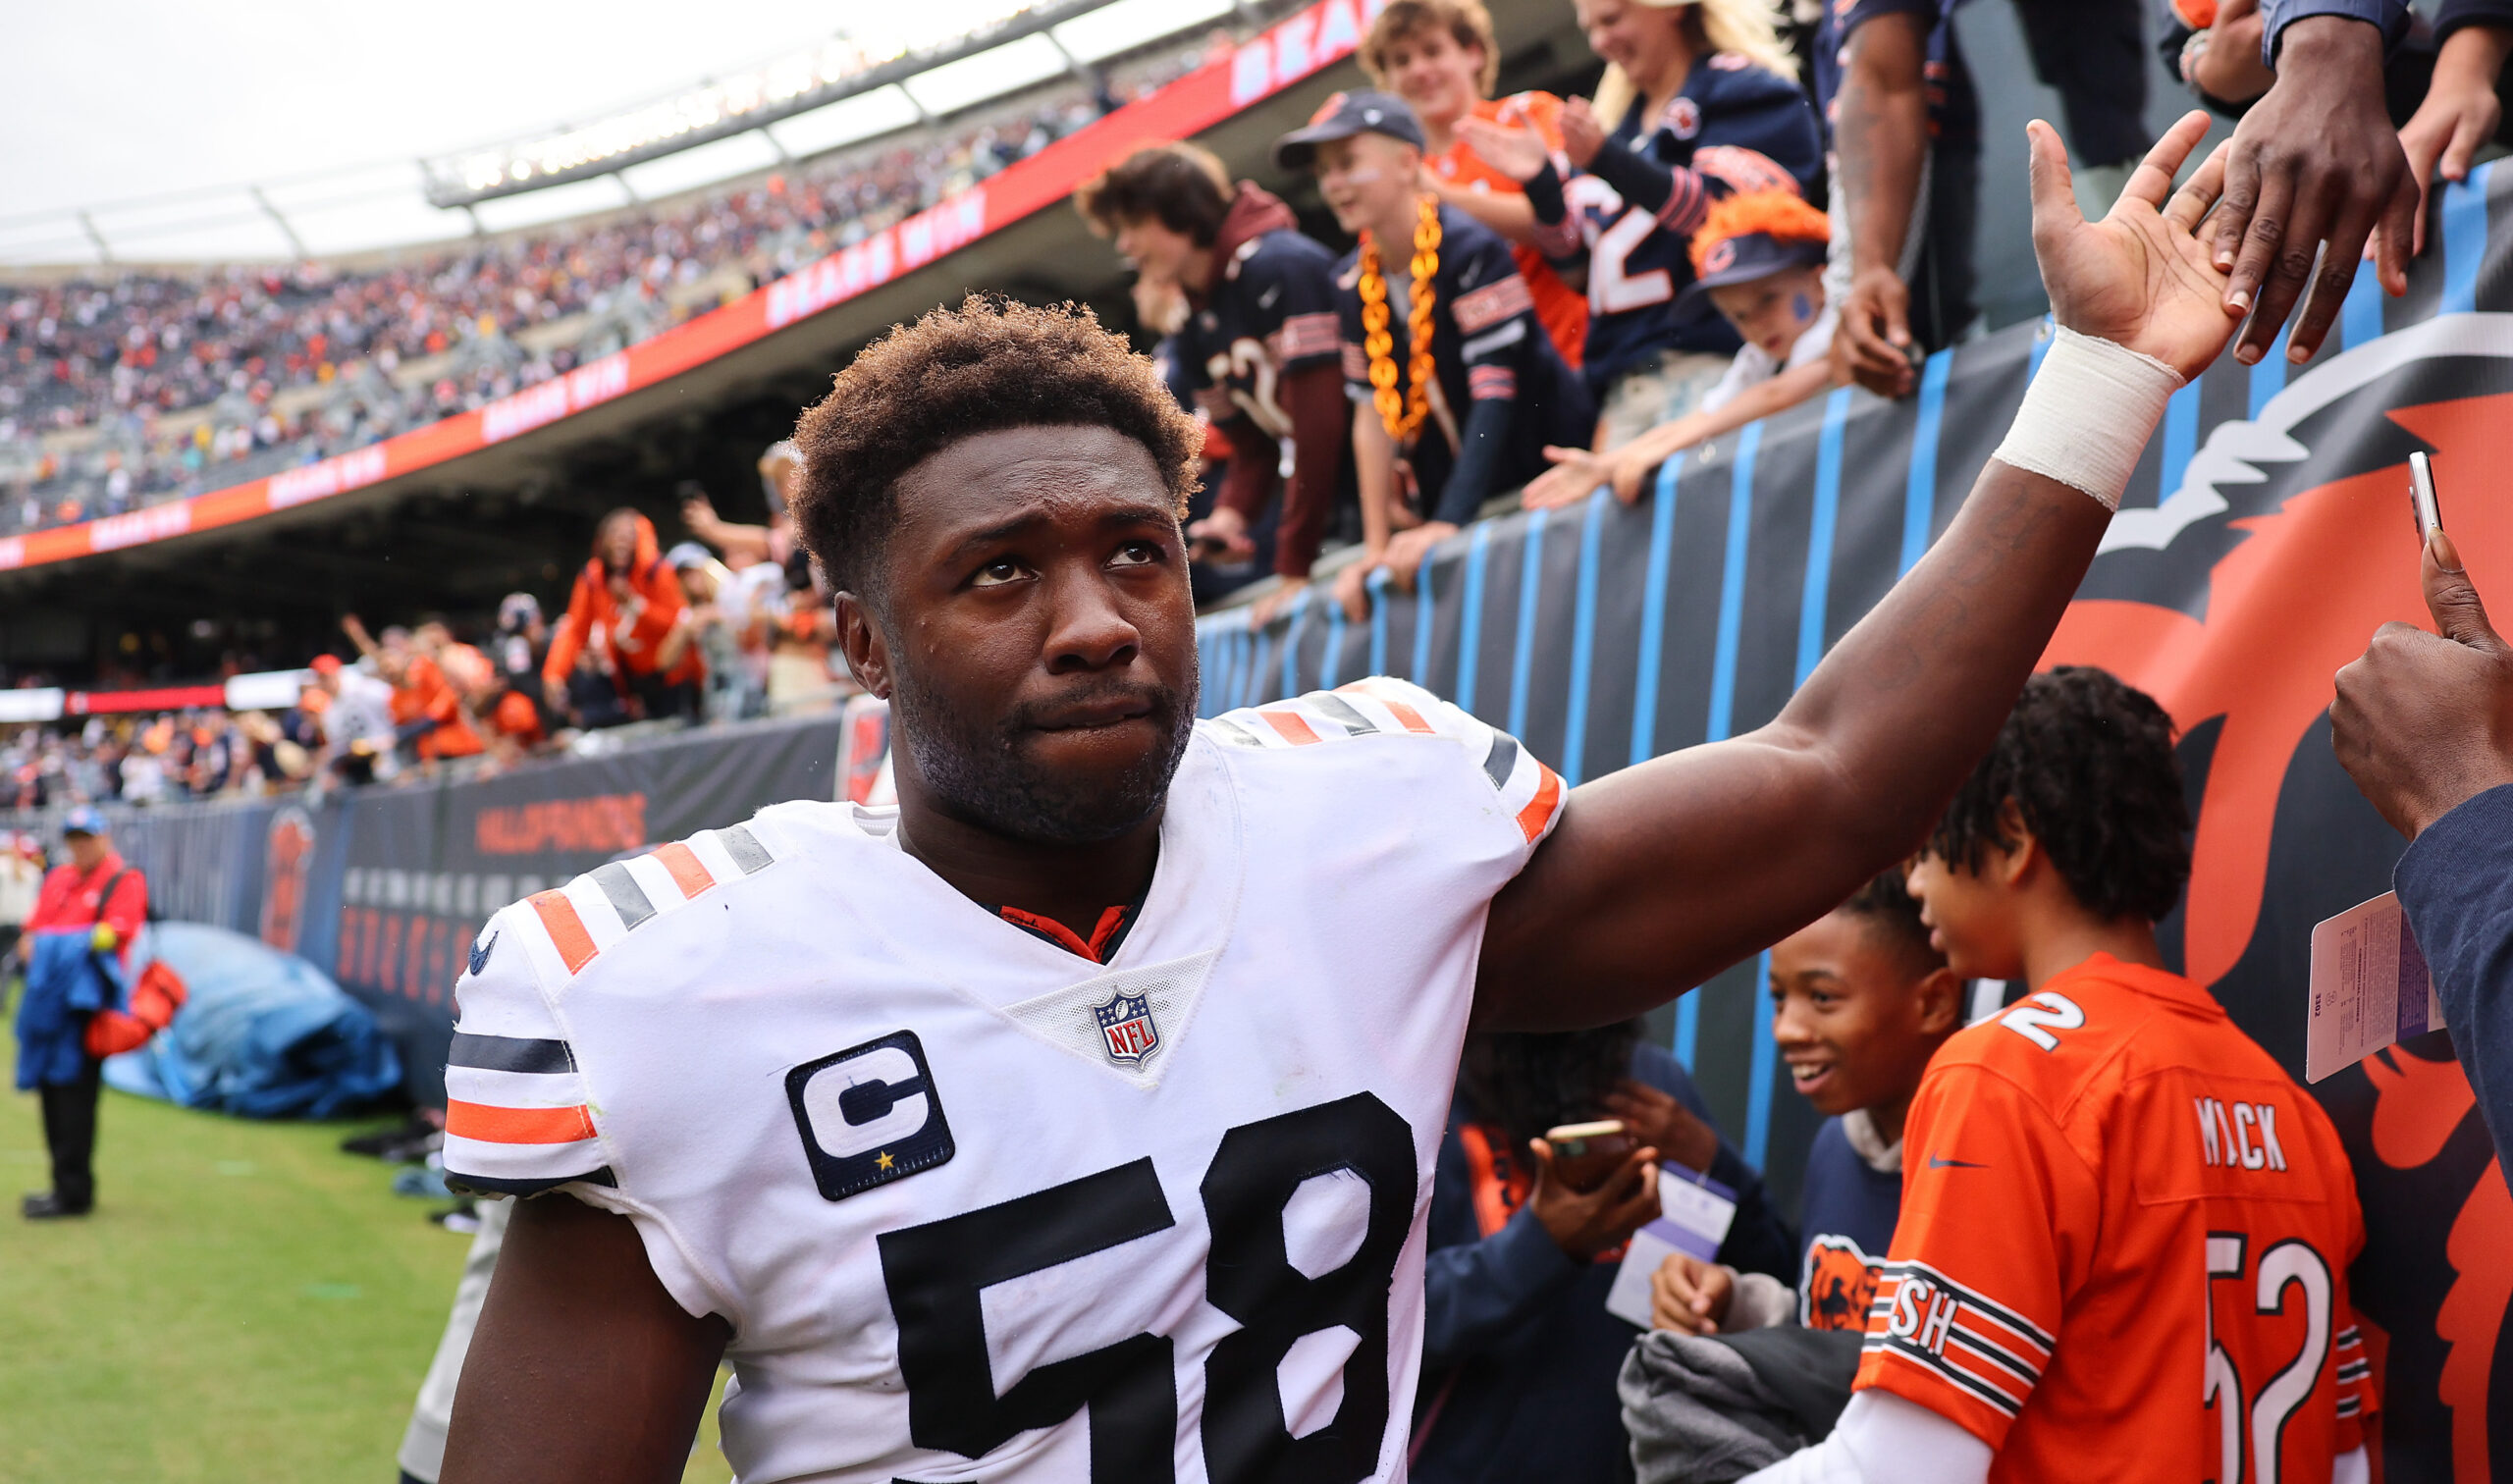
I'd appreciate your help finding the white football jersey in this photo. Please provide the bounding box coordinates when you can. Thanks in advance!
[441,677,1566,1483]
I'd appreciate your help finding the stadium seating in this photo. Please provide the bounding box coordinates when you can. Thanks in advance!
[0,37,1213,536]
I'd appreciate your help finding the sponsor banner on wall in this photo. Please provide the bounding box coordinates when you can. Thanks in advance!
[0,0,1388,574]
[88,715,846,1106]
[1196,163,2512,1480]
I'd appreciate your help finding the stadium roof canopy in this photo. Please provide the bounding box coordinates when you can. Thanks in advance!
[0,0,1233,266]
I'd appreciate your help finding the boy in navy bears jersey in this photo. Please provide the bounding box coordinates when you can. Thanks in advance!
[1267,92,1593,613]
[1454,0,1820,450]
[440,111,2271,1484]
[1076,143,1348,623]
[1647,872,1961,1339]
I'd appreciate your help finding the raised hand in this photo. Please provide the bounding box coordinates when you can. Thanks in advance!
[2209,17,2414,365]
[1523,445,1615,509]
[1454,115,1550,185]
[1559,96,1606,169]
[2029,110,2242,382]
[2379,25,2510,260]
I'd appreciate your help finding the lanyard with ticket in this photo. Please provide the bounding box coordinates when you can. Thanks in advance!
[1604,1166,1738,1328]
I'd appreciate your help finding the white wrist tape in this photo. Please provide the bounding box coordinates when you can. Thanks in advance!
[1991,326,2183,511]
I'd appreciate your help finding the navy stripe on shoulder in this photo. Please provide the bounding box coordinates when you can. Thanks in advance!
[590,861,656,929]
[449,1032,576,1076]
[444,1167,616,1197]
[720,824,774,874]
[1480,729,1519,790]
[1309,692,1378,736]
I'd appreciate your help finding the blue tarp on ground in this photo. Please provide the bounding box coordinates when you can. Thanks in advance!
[104,923,401,1118]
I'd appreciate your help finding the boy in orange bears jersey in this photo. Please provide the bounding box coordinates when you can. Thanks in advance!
[1649,872,1962,1339]
[1358,0,1588,369]
[1743,667,2375,1484]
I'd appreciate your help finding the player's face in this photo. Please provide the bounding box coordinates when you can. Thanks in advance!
[1769,910,1948,1120]
[1314,134,1421,237]
[1708,267,1826,362]
[1379,26,1485,124]
[863,424,1198,845]
[1905,847,2027,981]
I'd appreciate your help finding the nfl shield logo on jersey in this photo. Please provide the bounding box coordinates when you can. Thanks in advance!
[1094,990,1160,1065]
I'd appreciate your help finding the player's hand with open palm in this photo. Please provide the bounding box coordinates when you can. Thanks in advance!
[2030,109,2242,383]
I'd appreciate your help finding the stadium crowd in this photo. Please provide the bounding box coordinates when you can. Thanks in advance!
[0,34,1216,533]
[1097,0,2513,620]
[0,442,855,806]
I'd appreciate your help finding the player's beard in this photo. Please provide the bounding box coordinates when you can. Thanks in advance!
[890,664,1199,847]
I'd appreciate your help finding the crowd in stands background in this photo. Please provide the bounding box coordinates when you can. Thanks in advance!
[0,34,1216,533]
[0,439,855,805]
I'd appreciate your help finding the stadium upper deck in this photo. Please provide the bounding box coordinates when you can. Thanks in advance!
[0,26,1217,541]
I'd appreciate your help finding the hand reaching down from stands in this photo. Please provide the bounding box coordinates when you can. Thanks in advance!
[2381,21,2512,260]
[1185,504,1256,565]
[1245,576,1310,629]
[1649,1250,1736,1336]
[1473,113,2251,1027]
[1526,1135,1661,1261]
[2185,0,2273,104]
[1379,520,1459,594]
[1523,445,1629,509]
[2211,15,2415,365]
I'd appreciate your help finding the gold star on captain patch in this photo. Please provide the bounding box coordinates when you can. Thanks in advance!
[876,1151,895,1170]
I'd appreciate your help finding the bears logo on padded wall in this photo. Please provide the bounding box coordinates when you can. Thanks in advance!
[260,805,315,954]
[2040,313,2513,1480]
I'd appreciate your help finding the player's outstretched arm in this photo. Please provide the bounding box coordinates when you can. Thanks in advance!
[1476,113,2240,1030]
[440,1195,730,1484]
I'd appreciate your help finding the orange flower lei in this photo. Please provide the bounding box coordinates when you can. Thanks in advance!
[1358,194,1442,443]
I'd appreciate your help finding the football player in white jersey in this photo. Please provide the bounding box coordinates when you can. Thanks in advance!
[444,114,2254,1484]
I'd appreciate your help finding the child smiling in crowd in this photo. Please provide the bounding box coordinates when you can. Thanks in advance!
[1525,189,1838,507]
[1648,872,1962,1335]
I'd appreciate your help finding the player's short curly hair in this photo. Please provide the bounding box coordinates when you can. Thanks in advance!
[1687,189,1831,276]
[1927,666,2193,924]
[1073,143,1234,245]
[1361,0,1502,96]
[786,295,1204,600]
[1837,869,1944,976]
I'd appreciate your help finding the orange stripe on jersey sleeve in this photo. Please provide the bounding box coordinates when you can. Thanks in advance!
[1515,763,1564,842]
[649,841,718,901]
[528,889,598,974]
[447,1099,597,1144]
[1257,708,1323,746]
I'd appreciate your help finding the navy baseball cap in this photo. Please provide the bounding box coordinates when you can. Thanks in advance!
[1674,230,1829,315]
[1273,90,1426,171]
[61,805,107,838]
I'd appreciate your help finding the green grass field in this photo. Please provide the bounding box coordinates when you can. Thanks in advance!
[0,1031,731,1483]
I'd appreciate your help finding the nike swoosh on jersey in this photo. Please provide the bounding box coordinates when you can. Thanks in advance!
[1927,1154,1989,1170]
[468,929,500,977]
